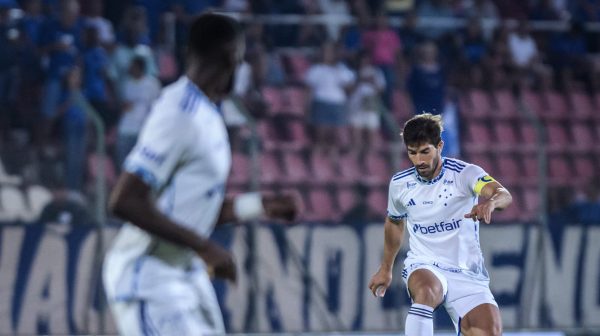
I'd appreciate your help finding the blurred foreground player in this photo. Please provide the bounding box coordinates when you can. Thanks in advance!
[368,113,512,336]
[103,13,295,335]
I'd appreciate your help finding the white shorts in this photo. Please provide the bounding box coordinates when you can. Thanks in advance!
[402,258,497,332]
[108,269,225,336]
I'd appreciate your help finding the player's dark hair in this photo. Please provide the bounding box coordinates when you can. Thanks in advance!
[401,113,443,146]
[187,13,242,61]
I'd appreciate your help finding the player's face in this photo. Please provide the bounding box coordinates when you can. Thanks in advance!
[407,141,443,180]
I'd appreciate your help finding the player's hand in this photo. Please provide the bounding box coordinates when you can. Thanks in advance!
[464,200,495,224]
[196,240,237,282]
[263,194,297,222]
[368,267,392,298]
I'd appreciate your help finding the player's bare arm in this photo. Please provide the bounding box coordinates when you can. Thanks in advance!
[368,216,405,297]
[109,172,237,281]
[216,194,297,226]
[464,181,513,224]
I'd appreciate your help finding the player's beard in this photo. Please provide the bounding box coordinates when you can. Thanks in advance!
[417,154,440,180]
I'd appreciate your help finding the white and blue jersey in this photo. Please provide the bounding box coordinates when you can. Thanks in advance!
[103,76,231,303]
[387,158,495,280]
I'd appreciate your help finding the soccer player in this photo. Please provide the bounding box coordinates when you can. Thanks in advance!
[103,13,295,335]
[368,113,512,336]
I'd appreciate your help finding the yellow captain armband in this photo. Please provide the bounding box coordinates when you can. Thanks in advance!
[474,175,496,195]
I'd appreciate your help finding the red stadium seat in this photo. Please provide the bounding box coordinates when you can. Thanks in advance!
[545,121,571,153]
[518,123,539,152]
[259,151,283,186]
[366,187,387,219]
[466,153,497,177]
[286,53,311,81]
[257,121,279,151]
[521,90,542,117]
[282,87,307,117]
[364,152,391,186]
[542,91,569,121]
[282,151,311,184]
[460,89,492,119]
[493,121,520,152]
[336,186,359,215]
[548,155,570,186]
[495,154,521,186]
[309,150,336,184]
[569,91,595,121]
[305,188,337,222]
[463,120,493,153]
[338,151,363,185]
[392,90,413,122]
[573,157,596,186]
[493,89,519,120]
[229,152,251,186]
[570,122,596,153]
[521,187,540,222]
[261,87,284,116]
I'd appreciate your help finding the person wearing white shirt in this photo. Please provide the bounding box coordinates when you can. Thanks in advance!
[103,14,296,336]
[116,56,161,167]
[508,20,552,91]
[369,114,512,336]
[305,42,355,152]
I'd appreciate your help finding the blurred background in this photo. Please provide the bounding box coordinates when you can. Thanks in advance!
[0,0,599,335]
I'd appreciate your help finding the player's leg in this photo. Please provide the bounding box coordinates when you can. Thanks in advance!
[459,303,502,336]
[405,268,447,336]
[442,271,500,336]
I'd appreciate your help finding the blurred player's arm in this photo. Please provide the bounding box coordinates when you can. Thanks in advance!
[216,193,297,226]
[465,179,513,224]
[368,216,405,297]
[109,172,236,281]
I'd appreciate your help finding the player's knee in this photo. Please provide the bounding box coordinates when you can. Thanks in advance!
[487,320,502,336]
[411,285,443,307]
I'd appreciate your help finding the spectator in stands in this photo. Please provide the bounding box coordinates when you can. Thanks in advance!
[529,0,562,20]
[116,56,161,168]
[297,7,328,48]
[83,0,115,48]
[39,0,83,145]
[19,0,43,46]
[460,18,488,88]
[81,25,114,127]
[482,23,512,89]
[305,41,355,153]
[153,12,179,84]
[507,20,552,91]
[464,0,499,20]
[341,183,379,226]
[348,52,385,152]
[57,66,87,191]
[407,41,446,115]
[572,177,600,225]
[0,0,19,139]
[362,12,402,108]
[416,0,457,40]
[109,6,157,96]
[318,0,352,41]
[548,20,593,91]
[571,0,600,22]
[398,10,425,59]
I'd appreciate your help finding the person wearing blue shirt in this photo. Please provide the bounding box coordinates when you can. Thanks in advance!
[407,41,446,115]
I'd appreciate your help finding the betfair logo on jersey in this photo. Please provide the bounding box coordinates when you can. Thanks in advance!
[412,218,462,235]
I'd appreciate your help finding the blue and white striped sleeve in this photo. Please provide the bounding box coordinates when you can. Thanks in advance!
[387,180,407,222]
[123,102,193,191]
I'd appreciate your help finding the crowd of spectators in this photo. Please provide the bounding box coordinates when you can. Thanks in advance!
[0,0,599,223]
